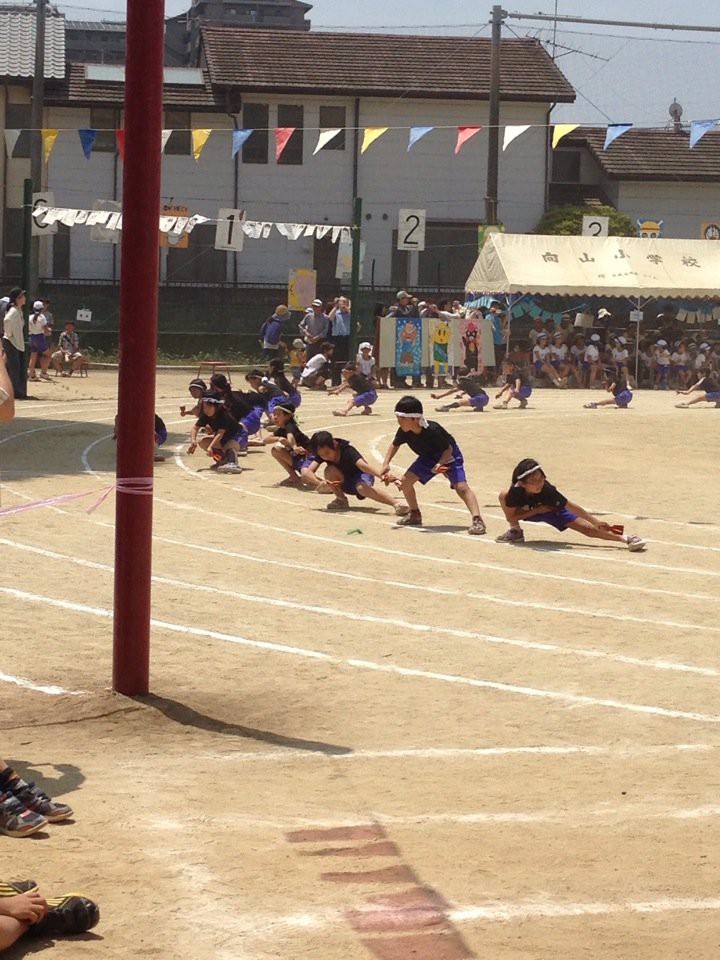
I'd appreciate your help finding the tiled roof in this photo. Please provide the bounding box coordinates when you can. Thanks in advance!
[66,20,126,33]
[46,62,222,108]
[565,126,720,182]
[0,9,66,79]
[200,27,576,102]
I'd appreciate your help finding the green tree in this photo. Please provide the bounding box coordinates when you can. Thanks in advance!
[534,204,634,237]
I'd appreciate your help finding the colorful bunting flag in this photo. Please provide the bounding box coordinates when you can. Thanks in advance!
[455,126,482,155]
[161,129,172,153]
[313,128,342,155]
[231,128,253,158]
[78,128,97,160]
[603,123,632,151]
[3,129,20,158]
[407,126,433,151]
[191,128,212,161]
[689,118,718,149]
[361,127,388,154]
[41,128,59,163]
[275,127,296,161]
[115,129,125,161]
[552,124,579,149]
[502,124,530,151]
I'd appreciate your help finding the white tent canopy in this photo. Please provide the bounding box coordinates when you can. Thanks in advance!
[466,233,720,299]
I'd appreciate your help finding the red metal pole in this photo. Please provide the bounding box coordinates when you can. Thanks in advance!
[112,0,164,694]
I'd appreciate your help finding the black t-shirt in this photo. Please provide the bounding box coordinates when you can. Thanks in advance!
[349,373,373,394]
[392,420,455,457]
[458,377,487,398]
[507,371,528,387]
[701,376,719,393]
[612,378,629,396]
[505,480,568,511]
[224,390,256,420]
[196,407,240,437]
[314,439,364,476]
[262,380,284,400]
[274,421,310,449]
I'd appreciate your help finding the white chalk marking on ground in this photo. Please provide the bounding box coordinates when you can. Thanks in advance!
[3,535,718,679]
[0,670,79,696]
[1,586,718,725]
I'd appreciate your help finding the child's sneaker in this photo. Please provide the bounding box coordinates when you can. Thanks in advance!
[326,498,349,511]
[40,372,52,382]
[0,879,39,896]
[675,402,688,408]
[28,894,100,938]
[495,528,525,544]
[518,398,529,409]
[395,510,422,526]
[216,461,242,474]
[493,401,508,410]
[626,534,647,552]
[435,404,452,412]
[9,780,72,823]
[468,516,486,536]
[583,402,597,409]
[0,792,47,837]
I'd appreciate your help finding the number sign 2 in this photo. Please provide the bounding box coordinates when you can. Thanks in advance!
[215,208,246,252]
[581,215,609,238]
[398,209,426,251]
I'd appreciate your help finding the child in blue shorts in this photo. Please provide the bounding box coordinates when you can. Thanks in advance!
[583,372,633,409]
[494,360,532,409]
[257,401,315,487]
[306,430,409,515]
[380,395,486,535]
[675,369,720,408]
[496,458,646,550]
[329,364,378,416]
[431,373,489,413]
[187,397,243,474]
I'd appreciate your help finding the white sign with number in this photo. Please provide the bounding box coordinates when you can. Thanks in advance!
[398,209,426,251]
[582,215,609,238]
[215,208,245,252]
[32,191,58,236]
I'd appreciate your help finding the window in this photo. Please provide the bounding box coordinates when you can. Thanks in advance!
[277,104,303,165]
[417,221,479,288]
[90,107,117,153]
[164,110,192,156]
[242,103,269,164]
[552,150,581,183]
[318,106,346,151]
[5,103,31,158]
[313,235,339,289]
[3,208,23,279]
[53,224,71,280]
[166,224,226,282]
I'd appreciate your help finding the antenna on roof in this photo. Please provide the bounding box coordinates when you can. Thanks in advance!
[669,98,683,133]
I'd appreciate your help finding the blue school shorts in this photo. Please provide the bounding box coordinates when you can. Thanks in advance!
[615,389,632,408]
[288,391,302,408]
[29,333,47,353]
[267,396,285,414]
[343,471,375,499]
[524,508,578,531]
[706,391,720,402]
[512,385,532,399]
[155,425,168,447]
[292,452,314,472]
[241,407,263,436]
[353,389,378,408]
[469,392,489,410]
[409,443,467,489]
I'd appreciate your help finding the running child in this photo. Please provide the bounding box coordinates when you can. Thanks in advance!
[187,397,242,473]
[306,430,409,515]
[27,301,52,382]
[495,458,646,550]
[180,378,207,417]
[380,395,486,535]
[675,368,720,408]
[494,359,532,409]
[583,371,633,409]
[257,401,315,487]
[329,363,378,416]
[432,373,489,412]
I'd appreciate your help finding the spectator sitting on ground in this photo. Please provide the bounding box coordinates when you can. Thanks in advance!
[52,321,83,376]
[300,341,334,390]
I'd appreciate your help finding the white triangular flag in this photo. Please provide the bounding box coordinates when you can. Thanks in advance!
[261,222,272,238]
[315,225,331,240]
[159,217,177,233]
[60,209,80,227]
[161,130,172,153]
[502,124,531,151]
[304,224,317,238]
[4,130,20,157]
[331,226,342,243]
[313,128,343,155]
[74,210,89,224]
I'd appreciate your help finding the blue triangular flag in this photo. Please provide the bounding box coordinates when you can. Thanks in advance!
[603,123,632,151]
[231,128,254,158]
[689,119,718,149]
[407,126,434,152]
[78,128,97,159]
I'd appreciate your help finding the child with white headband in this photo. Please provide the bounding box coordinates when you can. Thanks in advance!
[380,395,486,535]
[496,458,646,550]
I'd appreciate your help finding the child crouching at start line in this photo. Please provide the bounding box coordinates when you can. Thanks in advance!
[496,458,646,551]
[583,371,633,409]
[187,397,243,474]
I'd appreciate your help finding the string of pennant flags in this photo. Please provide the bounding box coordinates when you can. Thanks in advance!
[6,118,720,163]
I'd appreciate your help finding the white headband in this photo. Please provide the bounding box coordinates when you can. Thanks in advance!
[396,412,429,428]
[515,463,543,481]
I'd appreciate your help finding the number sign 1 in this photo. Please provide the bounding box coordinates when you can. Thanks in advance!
[581,215,609,238]
[215,208,245,252]
[398,209,426,251]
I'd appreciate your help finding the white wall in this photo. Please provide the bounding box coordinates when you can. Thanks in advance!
[616,181,720,240]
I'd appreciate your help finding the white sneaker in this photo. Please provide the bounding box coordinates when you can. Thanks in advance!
[217,462,242,474]
[394,502,410,516]
[626,535,646,552]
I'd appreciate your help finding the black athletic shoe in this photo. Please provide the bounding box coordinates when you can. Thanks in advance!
[29,895,100,938]
[0,879,39,896]
[10,780,72,822]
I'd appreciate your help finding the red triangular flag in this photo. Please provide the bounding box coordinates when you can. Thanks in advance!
[455,126,482,155]
[275,127,295,162]
[115,129,125,160]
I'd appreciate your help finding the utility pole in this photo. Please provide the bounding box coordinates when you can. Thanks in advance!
[29,0,47,296]
[485,5,505,226]
[349,196,362,361]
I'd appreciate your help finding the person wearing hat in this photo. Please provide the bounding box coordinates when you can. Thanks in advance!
[583,333,602,388]
[187,396,243,474]
[259,304,288,360]
[355,341,376,381]
[328,295,352,363]
[51,320,83,377]
[654,339,671,389]
[299,299,330,360]
[2,289,27,399]
[27,300,52,382]
[597,307,612,329]
[532,332,566,388]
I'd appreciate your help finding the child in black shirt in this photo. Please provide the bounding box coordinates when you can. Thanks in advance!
[187,398,243,474]
[329,363,378,416]
[675,369,720,408]
[583,373,633,409]
[496,458,646,550]
[432,373,489,413]
[257,402,315,487]
[380,395,486,535]
[494,360,533,409]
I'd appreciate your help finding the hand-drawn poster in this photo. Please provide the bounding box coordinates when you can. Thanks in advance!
[430,317,451,376]
[395,317,422,376]
[288,269,317,312]
[460,317,480,371]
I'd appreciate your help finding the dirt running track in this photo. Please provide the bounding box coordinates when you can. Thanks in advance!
[1,370,719,960]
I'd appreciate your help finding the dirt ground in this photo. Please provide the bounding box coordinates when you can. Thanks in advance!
[1,369,720,960]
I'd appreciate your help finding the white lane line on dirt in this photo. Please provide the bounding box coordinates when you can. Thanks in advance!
[1,586,719,725]
[3,536,718,679]
[0,670,79,696]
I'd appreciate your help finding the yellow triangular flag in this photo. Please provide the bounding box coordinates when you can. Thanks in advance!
[42,128,59,164]
[191,128,212,161]
[552,123,579,149]
[361,127,388,155]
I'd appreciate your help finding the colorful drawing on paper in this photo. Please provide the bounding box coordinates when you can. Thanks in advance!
[395,318,422,376]
[430,318,451,376]
[460,318,479,371]
[288,269,317,312]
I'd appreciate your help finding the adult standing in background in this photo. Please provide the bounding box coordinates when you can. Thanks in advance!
[489,301,508,369]
[1,288,26,400]
[299,299,330,360]
[259,304,288,360]
[329,295,352,363]
[0,341,15,421]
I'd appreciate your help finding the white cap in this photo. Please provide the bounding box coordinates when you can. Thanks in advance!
[32,300,44,311]
[618,336,626,344]
[358,341,372,351]
[699,341,710,350]
[590,333,601,342]
[656,339,667,346]
[598,308,611,319]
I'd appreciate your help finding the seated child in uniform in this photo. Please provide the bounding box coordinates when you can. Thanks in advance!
[187,397,242,473]
[496,457,646,550]
[356,342,377,382]
[380,395,486,535]
[494,359,532,409]
[306,430,409,515]
[257,402,315,487]
[299,341,335,389]
[432,372,489,412]
[329,363,378,416]
[675,368,720,408]
[583,371,633,409]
